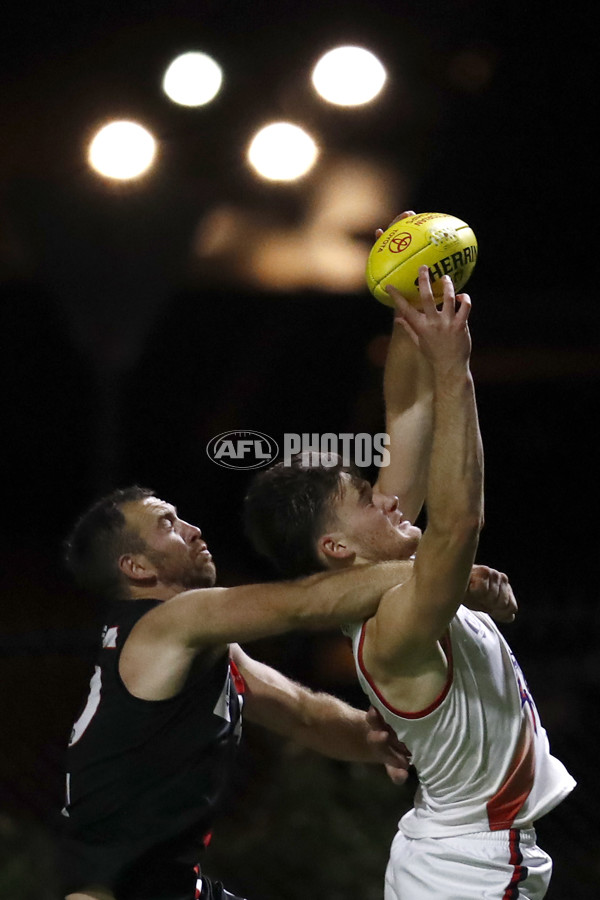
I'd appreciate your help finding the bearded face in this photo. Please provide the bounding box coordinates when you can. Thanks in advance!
[122,497,217,592]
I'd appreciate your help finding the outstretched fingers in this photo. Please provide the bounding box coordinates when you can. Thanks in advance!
[439,274,457,319]
[454,292,472,326]
[385,265,435,319]
[416,265,440,317]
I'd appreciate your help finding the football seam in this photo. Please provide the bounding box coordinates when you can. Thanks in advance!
[367,223,472,289]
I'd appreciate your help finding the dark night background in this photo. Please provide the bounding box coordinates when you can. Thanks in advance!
[0,1,597,897]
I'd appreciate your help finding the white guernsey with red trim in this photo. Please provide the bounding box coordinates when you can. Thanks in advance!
[344,606,575,839]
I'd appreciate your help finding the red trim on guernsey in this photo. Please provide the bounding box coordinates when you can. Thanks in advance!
[502,828,528,899]
[487,717,535,830]
[356,622,454,718]
[229,658,246,694]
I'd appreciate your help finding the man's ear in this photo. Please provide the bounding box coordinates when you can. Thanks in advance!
[317,533,356,566]
[118,554,158,584]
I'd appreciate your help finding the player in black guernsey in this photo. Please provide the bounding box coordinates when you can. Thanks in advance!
[59,486,413,900]
[61,599,243,899]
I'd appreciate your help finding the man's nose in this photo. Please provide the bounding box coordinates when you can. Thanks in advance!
[374,492,399,513]
[385,495,400,513]
[184,521,202,541]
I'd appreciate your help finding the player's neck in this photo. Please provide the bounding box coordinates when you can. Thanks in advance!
[127,582,181,603]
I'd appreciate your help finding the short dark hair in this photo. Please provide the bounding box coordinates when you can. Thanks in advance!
[64,486,155,601]
[244,453,358,578]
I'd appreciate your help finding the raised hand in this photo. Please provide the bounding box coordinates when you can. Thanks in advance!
[464,565,518,623]
[385,265,472,375]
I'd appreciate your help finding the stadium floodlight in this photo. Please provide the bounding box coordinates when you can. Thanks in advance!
[88,120,157,180]
[247,122,319,182]
[162,52,223,107]
[312,46,387,106]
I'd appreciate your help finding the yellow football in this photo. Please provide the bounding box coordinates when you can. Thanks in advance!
[366,212,478,307]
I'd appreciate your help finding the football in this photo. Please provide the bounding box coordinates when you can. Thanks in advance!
[366,212,478,307]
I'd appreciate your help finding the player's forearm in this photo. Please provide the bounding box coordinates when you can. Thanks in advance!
[184,562,413,646]
[384,322,433,418]
[158,561,413,649]
[238,650,377,761]
[292,560,415,629]
[380,324,434,521]
[274,689,378,762]
[237,647,409,769]
[426,367,484,537]
[297,701,377,762]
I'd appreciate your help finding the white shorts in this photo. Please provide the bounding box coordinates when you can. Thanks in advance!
[385,827,552,900]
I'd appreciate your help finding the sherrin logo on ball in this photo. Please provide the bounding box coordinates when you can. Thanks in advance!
[366,212,478,307]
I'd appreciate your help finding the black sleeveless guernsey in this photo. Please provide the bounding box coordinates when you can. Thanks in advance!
[59,598,243,900]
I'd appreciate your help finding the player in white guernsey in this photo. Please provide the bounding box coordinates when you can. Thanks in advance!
[244,252,575,899]
[344,606,574,898]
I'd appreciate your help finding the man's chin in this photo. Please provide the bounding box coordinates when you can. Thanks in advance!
[196,561,217,588]
[393,527,421,559]
[204,564,217,587]
[404,524,422,543]
[179,561,218,590]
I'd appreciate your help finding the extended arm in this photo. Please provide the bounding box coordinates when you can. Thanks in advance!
[140,558,415,649]
[120,559,412,700]
[231,644,410,776]
[397,271,484,644]
[372,218,513,624]
[364,268,484,678]
[375,320,434,523]
[374,212,434,523]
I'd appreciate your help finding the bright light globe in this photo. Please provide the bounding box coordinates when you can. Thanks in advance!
[248,123,319,182]
[88,121,157,180]
[312,46,387,106]
[162,52,223,107]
